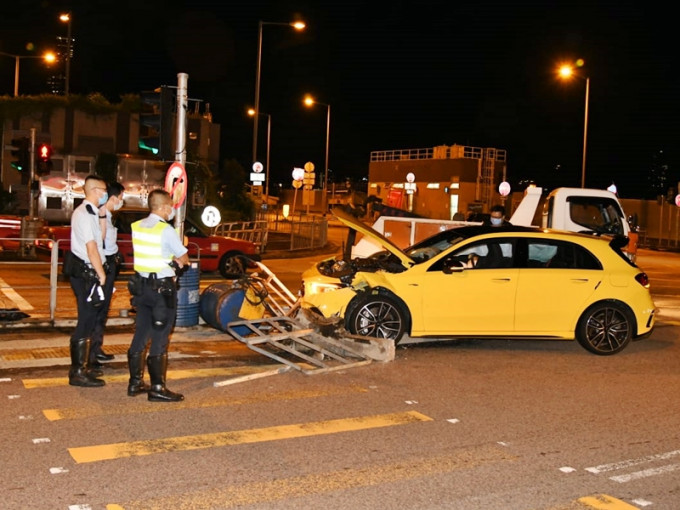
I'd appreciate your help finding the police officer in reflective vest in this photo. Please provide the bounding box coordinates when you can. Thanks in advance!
[68,175,109,387]
[128,189,189,402]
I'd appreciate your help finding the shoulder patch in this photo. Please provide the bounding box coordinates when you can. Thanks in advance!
[86,204,96,215]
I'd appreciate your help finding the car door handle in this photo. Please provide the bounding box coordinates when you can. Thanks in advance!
[408,283,419,286]
[492,278,512,282]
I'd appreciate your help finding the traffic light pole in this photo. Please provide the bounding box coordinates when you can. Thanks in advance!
[29,128,36,218]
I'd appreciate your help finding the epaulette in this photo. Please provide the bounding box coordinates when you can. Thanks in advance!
[86,204,97,215]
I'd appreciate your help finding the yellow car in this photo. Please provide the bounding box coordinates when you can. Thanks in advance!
[301,209,656,355]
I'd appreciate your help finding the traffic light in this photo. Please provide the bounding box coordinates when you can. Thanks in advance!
[36,143,53,176]
[139,85,175,161]
[10,137,29,172]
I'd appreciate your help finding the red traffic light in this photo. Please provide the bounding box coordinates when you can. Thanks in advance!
[38,143,52,161]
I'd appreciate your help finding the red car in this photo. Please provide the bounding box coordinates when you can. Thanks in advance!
[35,209,260,278]
[0,215,22,251]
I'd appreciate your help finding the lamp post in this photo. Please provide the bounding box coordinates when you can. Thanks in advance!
[558,61,590,188]
[252,20,305,165]
[59,12,72,95]
[303,95,331,214]
[0,51,56,96]
[248,108,272,204]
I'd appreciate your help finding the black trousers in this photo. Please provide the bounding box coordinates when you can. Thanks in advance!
[91,257,118,359]
[69,275,99,343]
[129,282,176,357]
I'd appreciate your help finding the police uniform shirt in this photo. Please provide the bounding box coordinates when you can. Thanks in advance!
[136,213,188,279]
[101,206,118,256]
[71,199,105,264]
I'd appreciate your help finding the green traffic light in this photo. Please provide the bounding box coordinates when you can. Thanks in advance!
[138,140,159,155]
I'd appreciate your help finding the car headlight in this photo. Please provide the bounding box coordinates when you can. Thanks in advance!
[306,281,345,295]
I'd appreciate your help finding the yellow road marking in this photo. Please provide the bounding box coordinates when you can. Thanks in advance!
[43,385,368,421]
[23,364,290,389]
[578,494,640,509]
[69,411,433,463]
[112,443,514,509]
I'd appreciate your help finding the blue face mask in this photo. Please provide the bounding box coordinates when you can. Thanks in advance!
[490,217,503,226]
[98,192,109,207]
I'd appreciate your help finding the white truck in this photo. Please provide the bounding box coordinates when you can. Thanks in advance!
[352,185,638,260]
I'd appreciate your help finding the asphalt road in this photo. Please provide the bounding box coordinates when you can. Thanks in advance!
[0,246,679,509]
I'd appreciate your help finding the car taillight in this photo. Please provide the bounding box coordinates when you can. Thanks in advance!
[635,272,650,288]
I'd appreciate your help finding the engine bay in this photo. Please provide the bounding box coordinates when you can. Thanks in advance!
[317,251,406,284]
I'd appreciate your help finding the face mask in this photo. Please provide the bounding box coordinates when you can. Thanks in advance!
[113,199,123,211]
[167,208,176,221]
[490,217,503,226]
[98,192,109,206]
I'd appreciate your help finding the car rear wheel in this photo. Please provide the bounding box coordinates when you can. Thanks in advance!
[219,252,246,279]
[576,301,633,355]
[346,293,407,343]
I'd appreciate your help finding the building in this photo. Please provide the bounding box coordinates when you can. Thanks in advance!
[0,95,219,221]
[367,144,507,220]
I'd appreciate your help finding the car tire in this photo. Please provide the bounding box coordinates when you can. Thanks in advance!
[346,292,407,343]
[575,301,633,355]
[219,252,246,279]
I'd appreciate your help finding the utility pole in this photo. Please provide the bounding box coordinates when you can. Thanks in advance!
[174,73,188,238]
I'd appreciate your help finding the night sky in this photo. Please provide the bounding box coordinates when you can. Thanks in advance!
[2,1,678,198]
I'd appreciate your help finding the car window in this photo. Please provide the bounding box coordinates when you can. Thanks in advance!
[522,239,602,269]
[428,239,514,271]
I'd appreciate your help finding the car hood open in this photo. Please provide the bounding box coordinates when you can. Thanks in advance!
[332,207,414,268]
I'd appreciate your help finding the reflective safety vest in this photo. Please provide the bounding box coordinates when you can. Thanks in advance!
[131,220,172,274]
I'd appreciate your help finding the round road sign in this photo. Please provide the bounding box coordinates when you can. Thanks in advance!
[252,161,263,173]
[201,206,221,227]
[304,161,315,173]
[164,162,187,208]
[406,172,415,183]
[292,167,305,181]
[292,179,303,189]
[498,181,511,196]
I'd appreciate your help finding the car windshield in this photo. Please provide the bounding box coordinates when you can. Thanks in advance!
[404,229,469,263]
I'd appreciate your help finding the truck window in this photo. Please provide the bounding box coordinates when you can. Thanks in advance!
[567,197,625,235]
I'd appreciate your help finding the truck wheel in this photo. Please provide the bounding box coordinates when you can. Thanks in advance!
[219,252,245,279]
[575,301,633,355]
[346,293,407,343]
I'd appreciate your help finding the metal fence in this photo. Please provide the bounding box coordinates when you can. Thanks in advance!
[258,211,328,251]
[212,220,268,253]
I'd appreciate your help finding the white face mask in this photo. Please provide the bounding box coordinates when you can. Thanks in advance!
[167,207,176,221]
[113,199,124,211]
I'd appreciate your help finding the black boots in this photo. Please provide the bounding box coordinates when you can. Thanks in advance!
[147,354,184,402]
[127,350,150,397]
[69,338,105,387]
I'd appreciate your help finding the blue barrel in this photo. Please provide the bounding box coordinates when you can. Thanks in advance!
[199,283,248,332]
[176,261,200,327]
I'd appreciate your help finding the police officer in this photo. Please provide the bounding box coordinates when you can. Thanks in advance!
[68,175,108,387]
[128,189,189,402]
[89,181,125,368]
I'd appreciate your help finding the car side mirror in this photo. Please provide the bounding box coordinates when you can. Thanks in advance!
[442,258,465,274]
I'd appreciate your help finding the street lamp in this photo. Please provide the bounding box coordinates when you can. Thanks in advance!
[558,61,590,188]
[59,12,72,95]
[252,19,305,165]
[0,51,56,96]
[248,108,272,205]
[303,94,331,214]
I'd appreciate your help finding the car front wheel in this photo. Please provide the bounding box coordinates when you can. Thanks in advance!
[576,301,633,355]
[219,252,246,279]
[346,293,407,343]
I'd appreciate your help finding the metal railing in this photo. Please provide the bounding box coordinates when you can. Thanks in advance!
[212,220,268,253]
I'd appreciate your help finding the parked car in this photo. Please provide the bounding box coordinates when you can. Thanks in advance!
[35,209,260,278]
[0,215,22,251]
[301,208,657,355]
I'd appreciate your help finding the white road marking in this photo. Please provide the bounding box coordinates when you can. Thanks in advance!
[631,499,653,507]
[32,437,51,444]
[49,466,69,474]
[610,463,680,483]
[585,449,680,473]
[559,466,577,473]
[0,276,34,310]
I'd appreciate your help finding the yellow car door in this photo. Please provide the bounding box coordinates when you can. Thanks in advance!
[419,240,519,335]
[514,238,602,334]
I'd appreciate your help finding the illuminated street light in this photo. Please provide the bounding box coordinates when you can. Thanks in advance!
[252,19,305,165]
[558,60,590,188]
[303,94,331,214]
[0,51,57,96]
[248,108,272,205]
[60,12,72,95]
